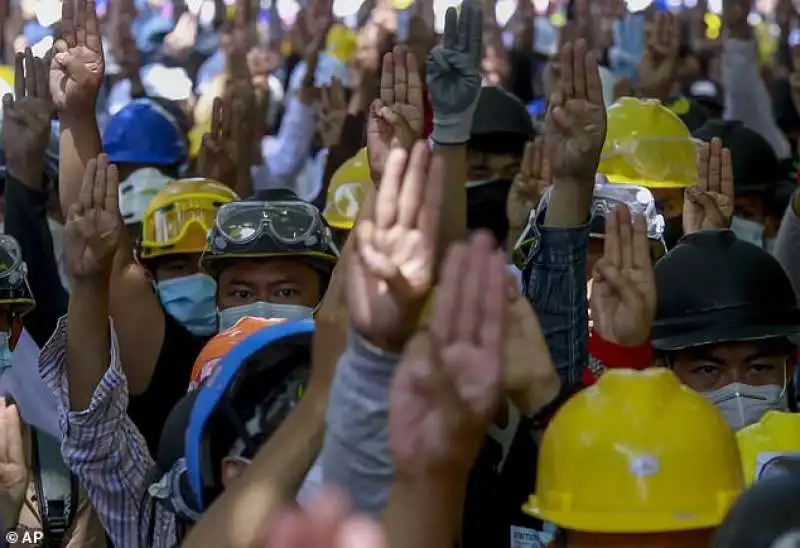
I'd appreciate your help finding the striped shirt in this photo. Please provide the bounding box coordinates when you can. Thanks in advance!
[39,316,177,547]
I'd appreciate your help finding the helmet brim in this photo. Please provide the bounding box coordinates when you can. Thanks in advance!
[653,321,800,352]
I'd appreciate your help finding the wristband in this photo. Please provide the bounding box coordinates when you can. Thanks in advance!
[582,329,653,387]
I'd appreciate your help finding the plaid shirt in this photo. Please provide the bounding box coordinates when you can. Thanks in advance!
[39,316,177,548]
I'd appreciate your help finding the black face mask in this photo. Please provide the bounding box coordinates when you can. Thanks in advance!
[662,215,684,250]
[466,179,513,246]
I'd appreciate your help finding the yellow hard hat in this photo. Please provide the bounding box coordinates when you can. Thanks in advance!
[323,148,371,230]
[0,65,13,87]
[523,368,744,533]
[140,178,240,259]
[598,97,698,189]
[737,410,800,485]
[326,24,358,65]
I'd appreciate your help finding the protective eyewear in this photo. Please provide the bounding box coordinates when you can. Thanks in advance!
[0,236,24,282]
[215,201,339,253]
[142,199,218,247]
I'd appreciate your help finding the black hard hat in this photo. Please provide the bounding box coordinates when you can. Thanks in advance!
[652,230,800,351]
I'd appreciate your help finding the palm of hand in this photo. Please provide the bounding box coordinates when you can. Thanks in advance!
[546,100,605,179]
[638,51,673,93]
[389,335,498,475]
[350,225,432,337]
[426,49,481,115]
[2,100,51,154]
[367,104,422,179]
[683,191,732,232]
[65,210,121,279]
[592,268,654,346]
[50,46,104,111]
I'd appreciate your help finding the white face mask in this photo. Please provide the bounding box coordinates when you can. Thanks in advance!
[730,216,765,248]
[704,382,788,430]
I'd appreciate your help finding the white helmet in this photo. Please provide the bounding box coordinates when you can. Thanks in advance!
[118,168,172,225]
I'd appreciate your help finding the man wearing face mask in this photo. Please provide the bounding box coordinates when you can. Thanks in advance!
[465,86,534,246]
[200,189,339,328]
[652,230,800,430]
[119,178,239,455]
[692,119,792,250]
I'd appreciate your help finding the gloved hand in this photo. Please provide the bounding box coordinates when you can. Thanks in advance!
[426,0,483,144]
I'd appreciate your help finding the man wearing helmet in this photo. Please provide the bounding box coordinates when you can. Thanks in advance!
[201,189,339,328]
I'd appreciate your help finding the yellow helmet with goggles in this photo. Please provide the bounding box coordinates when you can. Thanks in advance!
[598,97,698,189]
[0,235,35,318]
[140,178,240,260]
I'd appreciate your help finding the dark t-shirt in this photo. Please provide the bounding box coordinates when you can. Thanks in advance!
[127,312,209,455]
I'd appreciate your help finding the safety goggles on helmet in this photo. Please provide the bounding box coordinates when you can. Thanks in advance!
[141,198,218,248]
[0,236,35,316]
[215,201,335,247]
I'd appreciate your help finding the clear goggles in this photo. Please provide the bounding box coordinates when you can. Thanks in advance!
[215,201,339,253]
[142,199,218,247]
[0,236,24,281]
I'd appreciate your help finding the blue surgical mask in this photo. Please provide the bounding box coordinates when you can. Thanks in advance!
[156,274,218,336]
[0,332,12,374]
[731,216,765,247]
[218,301,314,330]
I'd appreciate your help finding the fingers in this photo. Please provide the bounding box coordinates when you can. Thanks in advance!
[687,189,727,227]
[85,0,102,51]
[392,45,407,105]
[380,52,395,105]
[211,97,223,139]
[456,0,470,52]
[35,57,51,106]
[707,137,722,193]
[80,157,97,210]
[696,140,709,192]
[396,141,430,227]
[478,239,506,354]
[455,232,495,342]
[1,94,12,120]
[559,42,574,100]
[521,139,535,179]
[468,1,483,63]
[375,146,408,230]
[631,214,651,271]
[406,51,424,113]
[0,399,8,465]
[13,51,24,100]
[431,242,468,345]
[24,48,37,98]
[604,204,621,268]
[572,39,587,101]
[93,154,109,211]
[721,147,734,200]
[105,163,120,215]
[75,0,87,46]
[443,7,458,50]
[584,48,603,106]
[594,260,641,308]
[616,205,634,270]
[60,0,77,48]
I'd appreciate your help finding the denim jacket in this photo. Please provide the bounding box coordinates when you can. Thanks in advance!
[521,209,591,391]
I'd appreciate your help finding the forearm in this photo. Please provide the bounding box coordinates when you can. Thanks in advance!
[58,118,102,216]
[67,278,111,411]
[544,178,592,227]
[433,144,468,265]
[182,398,327,548]
[383,474,468,548]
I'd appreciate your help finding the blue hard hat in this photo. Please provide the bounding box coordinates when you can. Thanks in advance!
[102,98,188,166]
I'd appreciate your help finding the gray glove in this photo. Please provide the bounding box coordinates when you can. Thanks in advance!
[426,0,483,144]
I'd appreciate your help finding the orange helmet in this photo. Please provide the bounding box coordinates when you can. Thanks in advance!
[189,316,287,391]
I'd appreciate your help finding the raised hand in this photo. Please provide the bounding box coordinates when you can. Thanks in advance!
[1,48,53,187]
[590,205,656,347]
[348,142,443,353]
[196,97,237,185]
[683,137,734,234]
[49,0,104,114]
[638,11,680,101]
[64,154,122,280]
[504,281,561,417]
[317,78,348,149]
[545,39,606,184]
[260,490,388,548]
[389,232,506,476]
[0,399,28,534]
[507,138,550,232]
[366,46,424,185]
[426,0,483,143]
